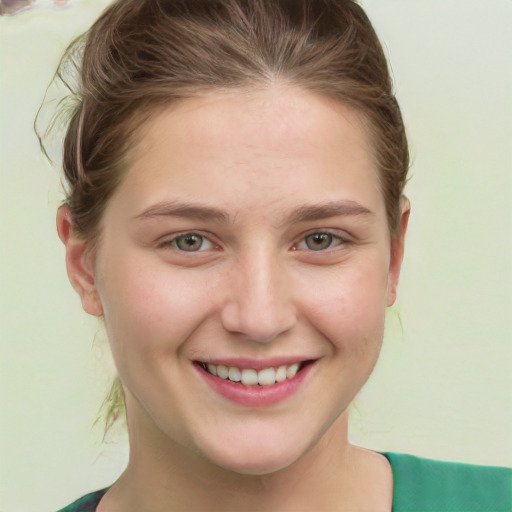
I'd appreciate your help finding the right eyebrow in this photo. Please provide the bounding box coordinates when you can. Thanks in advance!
[133,201,231,223]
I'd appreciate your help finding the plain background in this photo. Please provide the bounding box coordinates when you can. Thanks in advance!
[1,1,511,510]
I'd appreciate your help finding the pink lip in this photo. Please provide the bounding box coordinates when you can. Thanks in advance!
[195,360,316,407]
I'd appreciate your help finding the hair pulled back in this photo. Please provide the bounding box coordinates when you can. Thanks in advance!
[38,0,411,434]
[41,0,408,246]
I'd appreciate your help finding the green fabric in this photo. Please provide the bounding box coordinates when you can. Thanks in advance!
[383,452,511,512]
[57,453,511,512]
[57,489,107,512]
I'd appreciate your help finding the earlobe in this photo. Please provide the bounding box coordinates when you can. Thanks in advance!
[56,206,103,316]
[387,199,410,306]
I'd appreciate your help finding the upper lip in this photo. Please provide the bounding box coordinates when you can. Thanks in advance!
[194,357,316,371]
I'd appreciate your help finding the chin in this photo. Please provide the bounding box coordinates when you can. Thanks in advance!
[196,423,312,476]
[211,450,298,476]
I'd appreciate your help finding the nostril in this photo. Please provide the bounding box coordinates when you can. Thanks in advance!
[219,264,297,342]
[220,301,297,343]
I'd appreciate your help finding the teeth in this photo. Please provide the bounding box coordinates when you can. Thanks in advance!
[216,365,228,379]
[241,369,258,386]
[203,362,303,386]
[258,367,276,386]
[275,365,287,382]
[286,363,300,379]
[228,366,241,382]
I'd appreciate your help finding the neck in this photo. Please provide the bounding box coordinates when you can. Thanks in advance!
[100,407,384,512]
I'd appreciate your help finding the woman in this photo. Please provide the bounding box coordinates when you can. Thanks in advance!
[43,0,510,510]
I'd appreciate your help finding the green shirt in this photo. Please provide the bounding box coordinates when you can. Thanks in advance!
[383,452,511,511]
[57,452,512,512]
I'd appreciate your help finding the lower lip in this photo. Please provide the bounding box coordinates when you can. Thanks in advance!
[195,362,315,407]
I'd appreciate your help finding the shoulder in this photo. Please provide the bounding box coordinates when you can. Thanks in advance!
[382,452,512,512]
[56,489,108,512]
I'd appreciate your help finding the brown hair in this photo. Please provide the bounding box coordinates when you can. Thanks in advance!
[41,0,408,243]
[39,0,409,433]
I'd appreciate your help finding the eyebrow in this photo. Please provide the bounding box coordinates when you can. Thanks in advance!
[134,201,230,223]
[285,201,374,224]
[133,200,374,225]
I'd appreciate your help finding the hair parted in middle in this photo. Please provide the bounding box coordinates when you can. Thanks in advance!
[45,0,408,247]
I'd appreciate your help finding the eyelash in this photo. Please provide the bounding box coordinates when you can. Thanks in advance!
[158,230,349,253]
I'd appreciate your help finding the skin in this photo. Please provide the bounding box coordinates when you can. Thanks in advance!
[58,86,409,511]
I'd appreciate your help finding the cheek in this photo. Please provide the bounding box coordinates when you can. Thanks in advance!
[299,260,389,352]
[96,254,218,361]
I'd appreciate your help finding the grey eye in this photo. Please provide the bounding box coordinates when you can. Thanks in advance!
[304,233,333,251]
[175,234,204,251]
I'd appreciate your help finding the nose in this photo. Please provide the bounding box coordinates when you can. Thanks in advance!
[220,248,297,343]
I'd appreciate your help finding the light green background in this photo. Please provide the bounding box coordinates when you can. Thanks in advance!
[1,1,511,511]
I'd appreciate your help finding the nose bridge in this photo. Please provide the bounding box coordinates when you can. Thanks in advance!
[221,243,296,342]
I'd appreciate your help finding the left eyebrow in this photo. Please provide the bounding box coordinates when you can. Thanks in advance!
[284,200,374,225]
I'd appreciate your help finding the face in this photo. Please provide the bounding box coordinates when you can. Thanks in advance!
[62,86,406,475]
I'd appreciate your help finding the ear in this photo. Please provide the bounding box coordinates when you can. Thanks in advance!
[57,206,103,316]
[387,198,410,306]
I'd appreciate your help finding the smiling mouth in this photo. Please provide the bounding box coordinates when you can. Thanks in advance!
[196,361,313,387]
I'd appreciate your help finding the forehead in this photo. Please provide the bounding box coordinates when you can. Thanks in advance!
[135,86,373,166]
[113,86,385,222]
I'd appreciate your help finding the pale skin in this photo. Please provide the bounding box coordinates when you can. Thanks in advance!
[58,86,409,511]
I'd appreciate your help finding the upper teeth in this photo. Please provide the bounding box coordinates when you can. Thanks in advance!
[205,363,301,386]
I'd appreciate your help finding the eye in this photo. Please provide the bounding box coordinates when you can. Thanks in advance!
[160,233,216,252]
[295,232,345,251]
